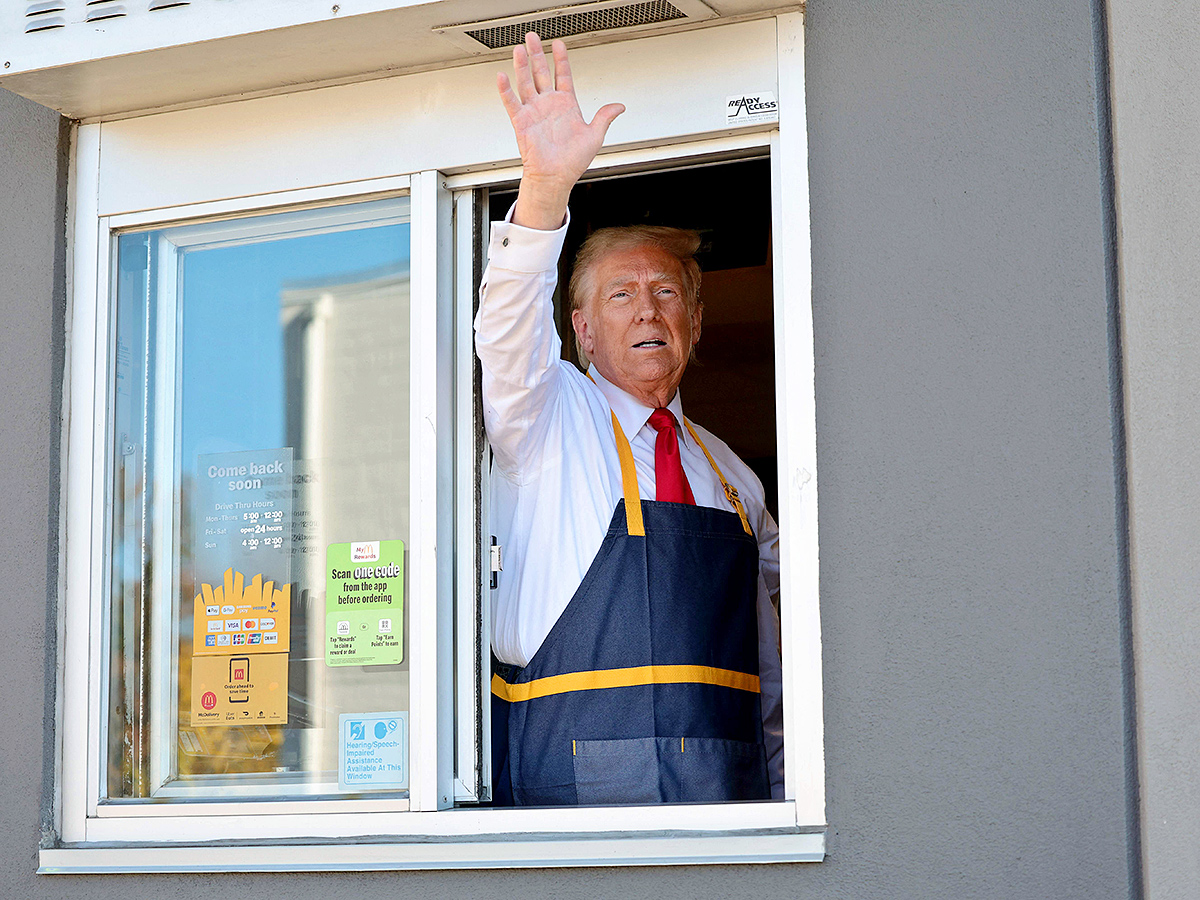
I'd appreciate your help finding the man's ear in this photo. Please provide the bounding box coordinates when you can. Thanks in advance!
[571,307,594,356]
[690,301,703,346]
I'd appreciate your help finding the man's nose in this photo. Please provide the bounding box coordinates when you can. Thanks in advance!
[632,287,660,321]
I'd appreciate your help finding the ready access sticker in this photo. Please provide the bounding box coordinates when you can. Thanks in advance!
[338,712,408,791]
[726,91,779,126]
[325,540,405,666]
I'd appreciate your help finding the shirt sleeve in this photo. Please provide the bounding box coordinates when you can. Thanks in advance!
[473,212,571,479]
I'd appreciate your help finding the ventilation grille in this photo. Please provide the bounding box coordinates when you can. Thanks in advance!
[86,1,127,24]
[463,1,688,50]
[24,1,66,33]
[22,0,190,34]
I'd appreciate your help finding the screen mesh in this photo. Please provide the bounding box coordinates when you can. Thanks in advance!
[465,1,687,50]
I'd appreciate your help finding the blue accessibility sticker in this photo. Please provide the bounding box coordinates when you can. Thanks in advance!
[338,711,408,792]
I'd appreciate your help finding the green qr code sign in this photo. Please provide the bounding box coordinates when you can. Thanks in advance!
[325,540,405,666]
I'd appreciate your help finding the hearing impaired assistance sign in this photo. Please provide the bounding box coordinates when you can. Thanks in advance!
[326,540,405,666]
[338,712,408,791]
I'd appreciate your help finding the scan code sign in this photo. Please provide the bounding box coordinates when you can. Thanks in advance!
[338,712,408,791]
[326,539,405,666]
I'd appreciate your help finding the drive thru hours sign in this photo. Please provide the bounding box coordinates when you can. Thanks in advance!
[338,712,408,791]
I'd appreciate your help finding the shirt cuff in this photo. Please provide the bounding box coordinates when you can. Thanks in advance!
[486,206,571,275]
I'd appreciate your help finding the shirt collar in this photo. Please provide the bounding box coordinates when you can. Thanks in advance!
[587,365,691,448]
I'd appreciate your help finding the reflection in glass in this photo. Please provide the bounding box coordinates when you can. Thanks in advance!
[106,198,411,801]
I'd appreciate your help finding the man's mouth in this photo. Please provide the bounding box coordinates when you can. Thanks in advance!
[633,339,667,348]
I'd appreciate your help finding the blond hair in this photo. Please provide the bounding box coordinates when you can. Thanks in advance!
[567,226,702,365]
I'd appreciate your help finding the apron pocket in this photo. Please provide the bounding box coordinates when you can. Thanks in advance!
[572,737,661,805]
[659,736,769,802]
[572,736,769,805]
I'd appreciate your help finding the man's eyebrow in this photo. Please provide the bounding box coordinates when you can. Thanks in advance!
[599,275,635,292]
[599,272,682,292]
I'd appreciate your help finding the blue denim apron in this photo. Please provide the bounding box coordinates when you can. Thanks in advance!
[491,410,770,806]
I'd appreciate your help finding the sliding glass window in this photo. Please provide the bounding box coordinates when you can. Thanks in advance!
[106,197,413,802]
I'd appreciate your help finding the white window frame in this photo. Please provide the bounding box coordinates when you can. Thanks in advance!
[43,11,823,872]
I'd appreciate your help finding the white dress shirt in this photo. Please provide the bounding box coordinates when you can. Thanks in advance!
[474,211,784,796]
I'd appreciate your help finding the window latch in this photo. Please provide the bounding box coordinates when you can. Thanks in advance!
[490,538,502,590]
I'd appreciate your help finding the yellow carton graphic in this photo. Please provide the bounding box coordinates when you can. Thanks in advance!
[192,567,290,656]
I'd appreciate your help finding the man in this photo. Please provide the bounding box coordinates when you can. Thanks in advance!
[476,33,783,806]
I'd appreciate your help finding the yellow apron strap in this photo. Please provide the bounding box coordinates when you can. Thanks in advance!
[491,663,761,703]
[683,419,755,537]
[587,371,644,537]
[610,412,645,537]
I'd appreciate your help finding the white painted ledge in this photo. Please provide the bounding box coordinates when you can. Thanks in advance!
[39,831,825,873]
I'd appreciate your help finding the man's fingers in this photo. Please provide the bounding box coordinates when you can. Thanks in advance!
[590,103,626,139]
[497,72,523,121]
[526,32,554,93]
[512,44,537,104]
[551,40,574,95]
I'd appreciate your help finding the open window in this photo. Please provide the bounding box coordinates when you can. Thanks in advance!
[469,153,780,807]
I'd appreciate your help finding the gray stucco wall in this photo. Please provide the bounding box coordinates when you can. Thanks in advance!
[799,0,1133,896]
[3,0,1136,896]
[0,85,68,884]
[1107,1,1200,897]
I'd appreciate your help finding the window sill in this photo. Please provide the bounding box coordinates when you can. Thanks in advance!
[39,829,825,872]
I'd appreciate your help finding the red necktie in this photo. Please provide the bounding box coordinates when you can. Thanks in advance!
[648,408,695,505]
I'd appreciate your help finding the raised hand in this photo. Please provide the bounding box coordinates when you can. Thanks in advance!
[498,33,625,230]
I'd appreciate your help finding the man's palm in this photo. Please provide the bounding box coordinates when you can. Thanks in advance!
[497,34,624,227]
[509,89,608,188]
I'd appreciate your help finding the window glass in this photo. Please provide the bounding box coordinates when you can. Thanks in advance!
[106,197,413,801]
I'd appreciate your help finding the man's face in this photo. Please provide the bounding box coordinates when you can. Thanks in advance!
[571,244,701,406]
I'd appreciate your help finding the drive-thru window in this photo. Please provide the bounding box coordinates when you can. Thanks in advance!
[35,5,822,872]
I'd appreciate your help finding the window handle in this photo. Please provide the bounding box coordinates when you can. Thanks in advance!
[490,537,502,589]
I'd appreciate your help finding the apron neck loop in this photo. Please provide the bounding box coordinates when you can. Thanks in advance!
[586,370,752,538]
